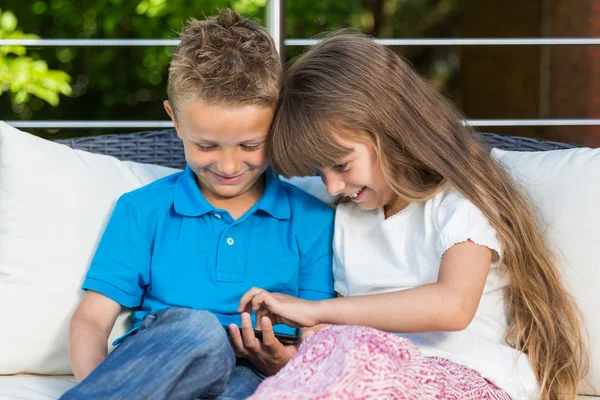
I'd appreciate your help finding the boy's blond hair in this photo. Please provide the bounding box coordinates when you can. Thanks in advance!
[167,9,280,112]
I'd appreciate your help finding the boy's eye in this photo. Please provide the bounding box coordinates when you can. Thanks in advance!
[333,162,348,171]
[195,144,217,151]
[241,143,263,151]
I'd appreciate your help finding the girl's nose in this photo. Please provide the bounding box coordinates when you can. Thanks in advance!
[325,176,346,196]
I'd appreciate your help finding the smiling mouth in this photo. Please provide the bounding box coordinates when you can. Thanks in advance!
[348,186,366,199]
[213,172,244,179]
[210,171,246,184]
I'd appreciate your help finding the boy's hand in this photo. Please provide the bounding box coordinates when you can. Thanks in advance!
[228,313,297,376]
[238,287,321,328]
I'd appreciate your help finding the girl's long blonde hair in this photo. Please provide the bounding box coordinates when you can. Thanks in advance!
[268,32,588,399]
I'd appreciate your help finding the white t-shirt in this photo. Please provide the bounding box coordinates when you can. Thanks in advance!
[333,186,539,399]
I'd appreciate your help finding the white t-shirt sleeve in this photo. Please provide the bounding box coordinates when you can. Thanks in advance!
[332,247,348,296]
[332,207,349,296]
[433,190,503,266]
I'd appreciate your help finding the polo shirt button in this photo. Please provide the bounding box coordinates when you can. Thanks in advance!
[213,213,221,219]
[227,237,234,245]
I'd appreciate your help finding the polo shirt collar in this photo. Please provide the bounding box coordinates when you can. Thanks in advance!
[255,168,291,220]
[173,166,290,220]
[173,165,214,217]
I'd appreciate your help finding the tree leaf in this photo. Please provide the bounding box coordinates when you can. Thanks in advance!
[0,11,17,33]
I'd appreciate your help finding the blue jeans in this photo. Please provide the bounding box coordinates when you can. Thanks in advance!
[60,308,265,400]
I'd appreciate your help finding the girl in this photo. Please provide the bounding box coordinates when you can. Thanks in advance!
[235,32,587,399]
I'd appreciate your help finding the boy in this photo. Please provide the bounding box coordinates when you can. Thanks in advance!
[61,9,334,400]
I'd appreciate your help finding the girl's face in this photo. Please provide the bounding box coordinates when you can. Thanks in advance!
[317,133,398,211]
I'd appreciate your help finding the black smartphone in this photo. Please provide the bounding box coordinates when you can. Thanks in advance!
[253,329,298,345]
[223,325,298,345]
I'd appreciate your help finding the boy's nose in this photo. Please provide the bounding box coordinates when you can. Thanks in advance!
[219,153,241,176]
[220,161,240,176]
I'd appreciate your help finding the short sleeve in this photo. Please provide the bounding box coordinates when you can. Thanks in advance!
[297,207,336,301]
[434,190,503,266]
[82,194,151,307]
[331,204,353,296]
[332,244,348,296]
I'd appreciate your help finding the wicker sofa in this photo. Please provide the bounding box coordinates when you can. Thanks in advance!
[52,129,580,170]
[0,128,597,399]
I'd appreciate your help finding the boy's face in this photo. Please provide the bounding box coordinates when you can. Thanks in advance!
[165,98,273,202]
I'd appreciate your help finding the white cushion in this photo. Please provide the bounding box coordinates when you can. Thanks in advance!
[492,148,599,395]
[282,176,335,205]
[0,122,180,375]
[0,376,599,400]
[0,375,76,399]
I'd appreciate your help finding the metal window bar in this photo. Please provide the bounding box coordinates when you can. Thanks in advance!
[2,0,600,128]
[7,119,600,129]
[287,38,600,46]
[3,38,600,47]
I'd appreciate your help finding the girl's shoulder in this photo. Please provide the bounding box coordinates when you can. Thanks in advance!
[427,186,502,262]
[426,185,469,209]
[425,186,486,223]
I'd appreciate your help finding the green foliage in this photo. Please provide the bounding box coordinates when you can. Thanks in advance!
[0,8,72,107]
[0,0,459,137]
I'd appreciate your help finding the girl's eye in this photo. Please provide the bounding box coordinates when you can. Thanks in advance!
[195,144,217,151]
[241,144,262,151]
[333,162,348,171]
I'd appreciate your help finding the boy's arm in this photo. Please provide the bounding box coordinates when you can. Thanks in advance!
[69,291,122,381]
[70,194,150,380]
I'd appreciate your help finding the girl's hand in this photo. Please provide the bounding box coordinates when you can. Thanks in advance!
[299,324,329,344]
[238,287,321,328]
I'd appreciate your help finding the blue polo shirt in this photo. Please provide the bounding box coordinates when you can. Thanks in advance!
[83,166,335,341]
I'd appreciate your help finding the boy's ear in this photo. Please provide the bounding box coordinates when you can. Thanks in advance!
[164,100,181,137]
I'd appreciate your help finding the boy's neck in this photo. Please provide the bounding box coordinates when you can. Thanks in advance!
[199,175,266,221]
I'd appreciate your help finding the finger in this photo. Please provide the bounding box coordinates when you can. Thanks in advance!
[258,316,280,350]
[256,308,278,328]
[240,312,258,349]
[251,292,268,311]
[227,324,246,357]
[238,287,265,313]
[252,291,280,318]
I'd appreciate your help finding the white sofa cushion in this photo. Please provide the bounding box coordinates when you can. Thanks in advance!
[0,375,77,399]
[492,148,600,395]
[7,375,600,400]
[0,122,179,375]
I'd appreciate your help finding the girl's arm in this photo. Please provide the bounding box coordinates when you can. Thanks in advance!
[240,240,492,333]
[69,291,122,381]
